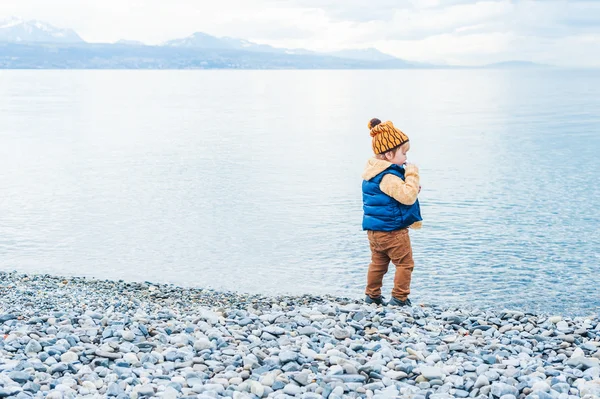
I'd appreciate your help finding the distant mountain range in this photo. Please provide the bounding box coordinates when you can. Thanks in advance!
[0,17,551,70]
[0,17,83,43]
[160,32,417,63]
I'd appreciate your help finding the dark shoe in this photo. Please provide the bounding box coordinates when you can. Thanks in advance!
[364,295,386,306]
[388,297,412,307]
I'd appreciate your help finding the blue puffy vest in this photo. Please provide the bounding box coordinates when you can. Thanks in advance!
[362,164,422,231]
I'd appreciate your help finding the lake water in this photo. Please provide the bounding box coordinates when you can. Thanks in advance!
[1,69,599,316]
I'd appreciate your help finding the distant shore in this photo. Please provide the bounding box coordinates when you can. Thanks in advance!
[1,271,599,398]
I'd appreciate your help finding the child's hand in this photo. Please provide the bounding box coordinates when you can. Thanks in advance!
[404,163,419,175]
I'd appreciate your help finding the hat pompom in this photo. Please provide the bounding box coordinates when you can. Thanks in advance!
[368,118,381,131]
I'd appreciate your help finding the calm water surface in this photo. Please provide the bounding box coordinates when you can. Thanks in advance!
[1,69,599,315]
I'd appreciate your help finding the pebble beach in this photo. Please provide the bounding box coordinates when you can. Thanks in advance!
[1,271,600,399]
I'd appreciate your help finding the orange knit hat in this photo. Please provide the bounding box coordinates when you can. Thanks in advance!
[368,118,409,154]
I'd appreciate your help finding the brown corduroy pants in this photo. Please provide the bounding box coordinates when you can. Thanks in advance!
[365,228,414,300]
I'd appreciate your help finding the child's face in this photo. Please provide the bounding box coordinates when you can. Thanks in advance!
[385,147,408,166]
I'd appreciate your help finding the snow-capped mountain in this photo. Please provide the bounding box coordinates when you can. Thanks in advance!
[0,17,83,43]
[163,32,223,48]
[163,32,282,54]
[163,32,400,61]
[0,18,427,69]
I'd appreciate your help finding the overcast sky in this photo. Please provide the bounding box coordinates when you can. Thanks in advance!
[1,0,599,66]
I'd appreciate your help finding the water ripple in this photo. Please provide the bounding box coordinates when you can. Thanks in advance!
[0,69,599,316]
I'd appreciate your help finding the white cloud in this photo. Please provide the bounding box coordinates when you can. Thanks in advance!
[0,0,599,66]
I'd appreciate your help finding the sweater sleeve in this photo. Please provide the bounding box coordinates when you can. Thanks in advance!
[379,164,420,205]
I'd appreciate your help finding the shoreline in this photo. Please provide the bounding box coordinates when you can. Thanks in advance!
[1,271,600,398]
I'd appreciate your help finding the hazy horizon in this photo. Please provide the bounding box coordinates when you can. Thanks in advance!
[1,0,599,67]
